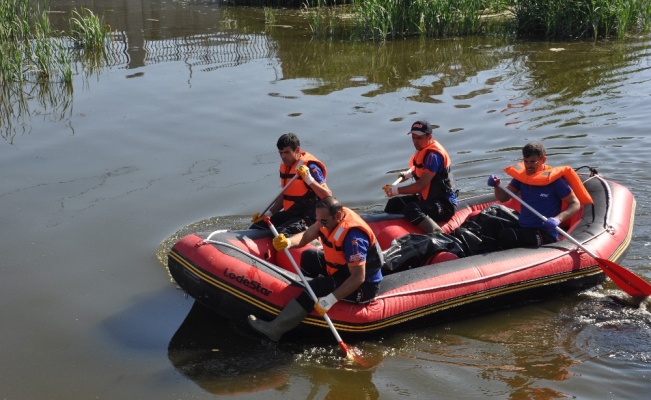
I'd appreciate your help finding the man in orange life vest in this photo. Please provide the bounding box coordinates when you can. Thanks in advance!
[382,120,458,234]
[248,196,384,342]
[251,133,332,234]
[486,142,592,249]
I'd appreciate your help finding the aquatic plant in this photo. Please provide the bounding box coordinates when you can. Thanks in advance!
[513,0,651,39]
[294,0,651,40]
[70,7,109,49]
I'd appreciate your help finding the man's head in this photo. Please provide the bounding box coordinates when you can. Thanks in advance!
[277,133,302,166]
[407,120,433,151]
[522,142,547,175]
[315,196,343,233]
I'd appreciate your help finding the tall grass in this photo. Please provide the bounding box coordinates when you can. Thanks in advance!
[1,0,110,84]
[70,7,109,49]
[298,0,651,40]
[305,0,343,38]
[1,0,107,142]
[349,0,493,40]
[513,0,651,39]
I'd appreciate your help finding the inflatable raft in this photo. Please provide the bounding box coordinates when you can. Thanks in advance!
[167,173,635,337]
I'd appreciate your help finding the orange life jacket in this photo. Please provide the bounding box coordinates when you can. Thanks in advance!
[409,140,454,201]
[319,208,379,277]
[503,163,594,205]
[280,152,327,211]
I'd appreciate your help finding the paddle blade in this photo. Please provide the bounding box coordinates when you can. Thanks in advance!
[597,258,651,298]
[339,341,372,368]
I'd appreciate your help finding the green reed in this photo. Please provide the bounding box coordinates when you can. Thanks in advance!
[299,0,651,40]
[1,0,110,85]
[70,7,109,49]
[513,0,651,39]
[348,0,494,40]
[305,0,343,38]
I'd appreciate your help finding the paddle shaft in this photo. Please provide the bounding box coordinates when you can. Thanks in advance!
[266,220,351,355]
[391,168,413,186]
[259,159,305,216]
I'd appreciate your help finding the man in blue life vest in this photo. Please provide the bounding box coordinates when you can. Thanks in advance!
[251,133,332,234]
[382,120,458,234]
[486,141,592,249]
[248,196,383,342]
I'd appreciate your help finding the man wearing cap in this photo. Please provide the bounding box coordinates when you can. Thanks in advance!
[382,120,458,234]
[251,133,333,234]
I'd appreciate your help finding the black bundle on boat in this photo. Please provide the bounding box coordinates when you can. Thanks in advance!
[382,232,465,273]
[450,204,520,255]
[382,204,522,273]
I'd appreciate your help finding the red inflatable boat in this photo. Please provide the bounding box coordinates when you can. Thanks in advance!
[168,173,635,337]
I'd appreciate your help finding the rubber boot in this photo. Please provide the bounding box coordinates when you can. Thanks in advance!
[418,216,443,234]
[248,299,308,341]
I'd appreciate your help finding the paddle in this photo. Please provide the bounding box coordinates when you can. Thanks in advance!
[264,218,364,363]
[499,184,651,298]
[390,168,413,186]
[257,159,305,218]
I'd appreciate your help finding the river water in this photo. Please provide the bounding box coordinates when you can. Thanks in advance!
[2,1,650,398]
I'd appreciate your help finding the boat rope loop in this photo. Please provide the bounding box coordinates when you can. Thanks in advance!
[202,236,305,287]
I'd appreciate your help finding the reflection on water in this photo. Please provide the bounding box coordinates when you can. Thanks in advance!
[169,301,383,397]
[168,302,294,395]
[7,3,650,147]
[1,81,73,143]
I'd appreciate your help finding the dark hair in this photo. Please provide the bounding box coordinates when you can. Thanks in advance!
[276,133,300,151]
[315,196,342,216]
[522,142,546,158]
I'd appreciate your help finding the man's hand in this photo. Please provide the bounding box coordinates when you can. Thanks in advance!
[314,293,338,316]
[399,169,413,180]
[383,184,399,198]
[543,217,560,233]
[487,174,501,187]
[272,234,291,251]
[251,210,272,223]
[297,165,315,185]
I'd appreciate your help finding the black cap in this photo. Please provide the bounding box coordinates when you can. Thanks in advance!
[407,120,432,136]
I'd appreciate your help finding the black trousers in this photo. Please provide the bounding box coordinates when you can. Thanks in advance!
[249,206,315,235]
[480,217,557,250]
[384,195,455,225]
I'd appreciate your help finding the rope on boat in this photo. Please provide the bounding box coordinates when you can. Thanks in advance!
[202,236,306,288]
[200,172,615,303]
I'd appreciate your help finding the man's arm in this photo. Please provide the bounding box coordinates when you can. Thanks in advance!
[396,170,434,195]
[310,181,332,199]
[494,184,517,203]
[306,163,332,199]
[556,192,580,223]
[289,221,320,249]
[333,261,365,300]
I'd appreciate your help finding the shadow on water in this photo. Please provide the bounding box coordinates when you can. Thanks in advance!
[168,302,294,395]
[168,301,384,397]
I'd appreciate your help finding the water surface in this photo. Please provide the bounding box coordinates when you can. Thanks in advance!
[1,1,650,398]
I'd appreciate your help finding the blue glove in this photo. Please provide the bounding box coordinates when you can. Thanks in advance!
[543,217,560,233]
[487,174,500,187]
